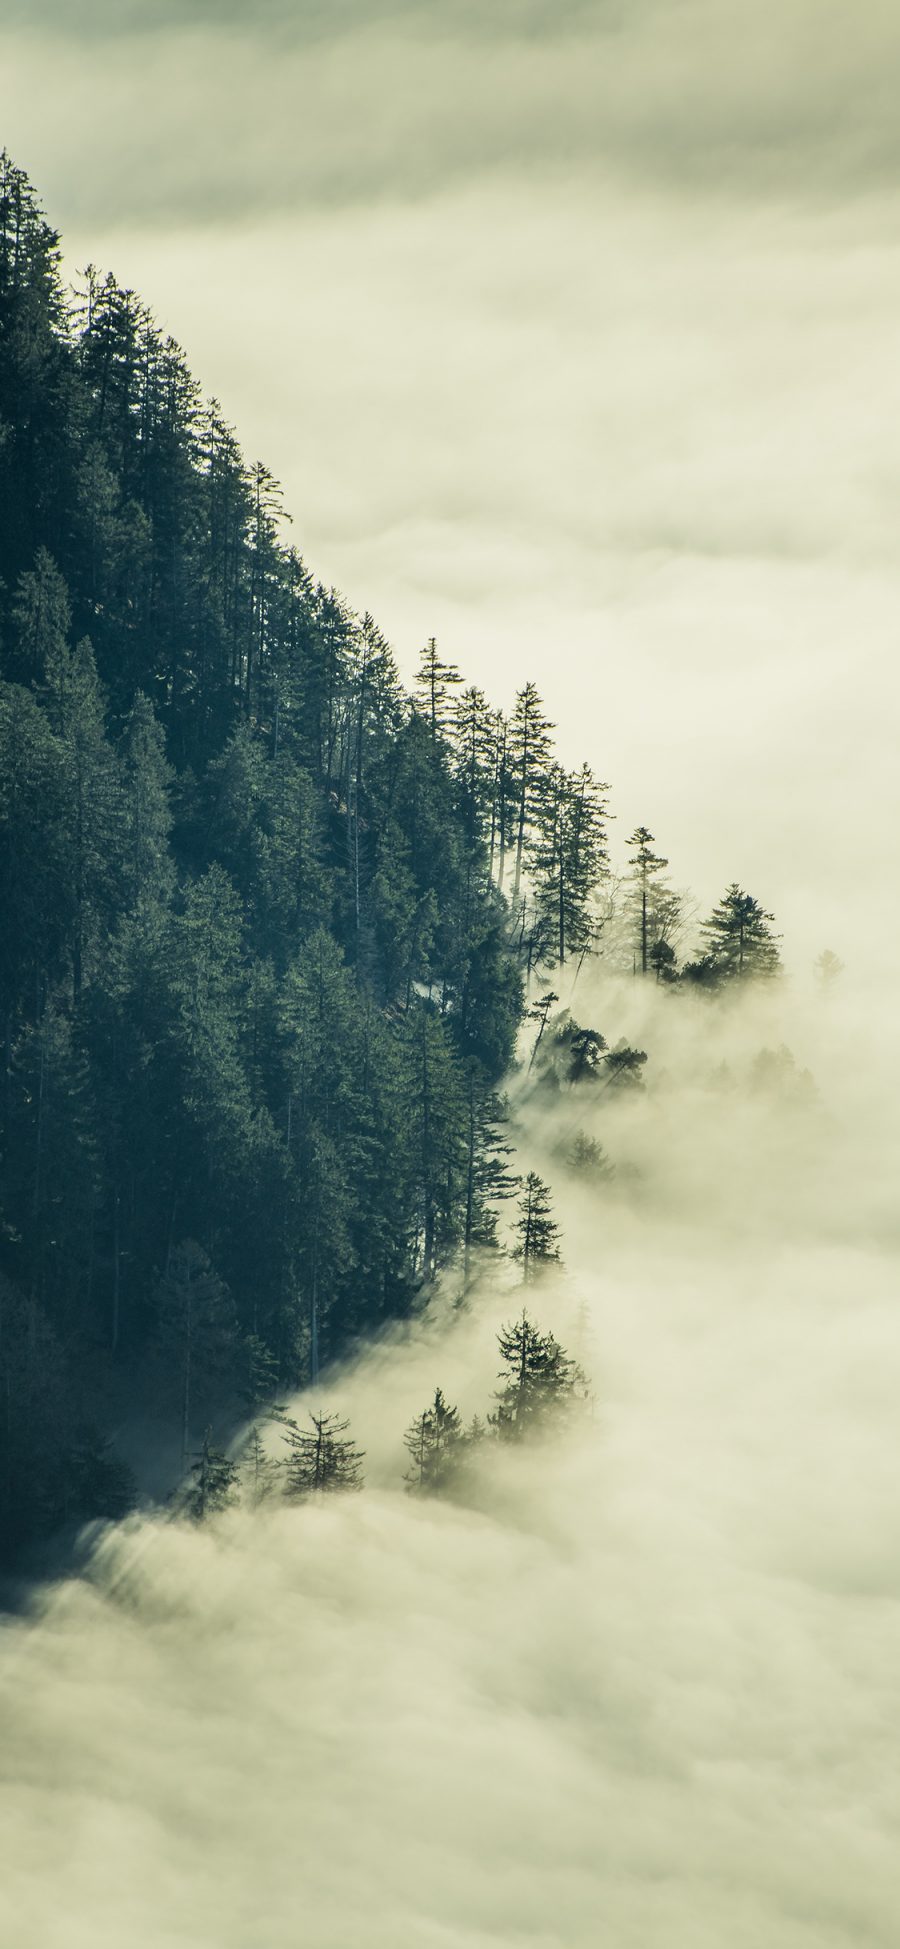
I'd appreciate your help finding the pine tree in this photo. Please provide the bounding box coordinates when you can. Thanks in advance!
[566,1026,608,1085]
[527,989,559,1071]
[603,1043,648,1090]
[403,1387,467,1495]
[649,937,677,983]
[697,884,781,983]
[462,1078,520,1278]
[184,1426,239,1521]
[241,1424,280,1507]
[280,1409,364,1497]
[531,763,608,970]
[624,827,669,976]
[490,1312,586,1441]
[512,1172,562,1280]
[415,637,462,746]
[565,1132,615,1178]
[509,682,554,899]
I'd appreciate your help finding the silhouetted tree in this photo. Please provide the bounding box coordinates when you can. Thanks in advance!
[185,1427,239,1521]
[695,884,781,982]
[513,1172,561,1280]
[404,1388,467,1495]
[491,1312,585,1441]
[280,1410,364,1496]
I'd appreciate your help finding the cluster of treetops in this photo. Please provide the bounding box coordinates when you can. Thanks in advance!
[188,1172,575,1520]
[0,153,783,1567]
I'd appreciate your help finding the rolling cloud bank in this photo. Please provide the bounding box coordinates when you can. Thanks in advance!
[2,962,896,1948]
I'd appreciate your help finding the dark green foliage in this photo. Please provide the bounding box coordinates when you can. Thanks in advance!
[530,1010,603,1090]
[512,1173,562,1281]
[0,154,769,1561]
[184,1427,239,1523]
[462,1080,520,1273]
[526,989,558,1071]
[566,1027,609,1085]
[508,682,554,900]
[649,937,678,982]
[624,827,669,977]
[404,1387,467,1495]
[0,159,535,1561]
[603,1043,649,1090]
[0,1274,134,1559]
[490,1311,586,1441]
[684,884,781,986]
[529,763,608,972]
[280,1410,364,1497]
[241,1424,280,1507]
[154,1241,238,1469]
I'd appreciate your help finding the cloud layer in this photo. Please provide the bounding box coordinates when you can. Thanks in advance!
[2,968,899,1946]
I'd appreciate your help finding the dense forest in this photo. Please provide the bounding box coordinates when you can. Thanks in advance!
[0,154,783,1563]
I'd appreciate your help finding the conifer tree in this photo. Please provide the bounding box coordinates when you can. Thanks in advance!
[625,827,669,976]
[415,637,463,745]
[509,682,554,898]
[121,690,174,903]
[241,1424,280,1507]
[490,1312,585,1441]
[280,1410,364,1497]
[565,1132,615,1178]
[649,937,677,983]
[532,763,608,969]
[527,989,559,1071]
[403,1387,466,1495]
[512,1172,562,1280]
[696,885,781,983]
[185,1427,239,1522]
[462,1078,520,1277]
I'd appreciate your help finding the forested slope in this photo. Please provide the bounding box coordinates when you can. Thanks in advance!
[0,155,782,1563]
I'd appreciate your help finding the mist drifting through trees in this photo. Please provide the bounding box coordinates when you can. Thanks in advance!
[1,132,897,1949]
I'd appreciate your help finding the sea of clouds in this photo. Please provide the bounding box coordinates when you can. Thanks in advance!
[1,962,897,1948]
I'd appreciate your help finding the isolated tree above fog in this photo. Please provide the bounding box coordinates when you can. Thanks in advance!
[281,1410,365,1496]
[491,1312,586,1441]
[697,884,779,982]
[404,1387,467,1495]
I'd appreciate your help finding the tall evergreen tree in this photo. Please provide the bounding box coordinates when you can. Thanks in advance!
[694,885,781,983]
[490,1312,585,1441]
[532,763,608,970]
[280,1409,364,1496]
[415,637,463,746]
[509,682,554,899]
[624,826,669,977]
[403,1387,466,1495]
[512,1172,562,1280]
[184,1427,239,1522]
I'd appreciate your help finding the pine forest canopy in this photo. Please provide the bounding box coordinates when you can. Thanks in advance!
[0,152,784,1565]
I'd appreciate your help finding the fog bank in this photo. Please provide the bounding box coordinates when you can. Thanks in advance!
[1,965,898,1946]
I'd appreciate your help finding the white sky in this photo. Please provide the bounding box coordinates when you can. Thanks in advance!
[3,0,898,961]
